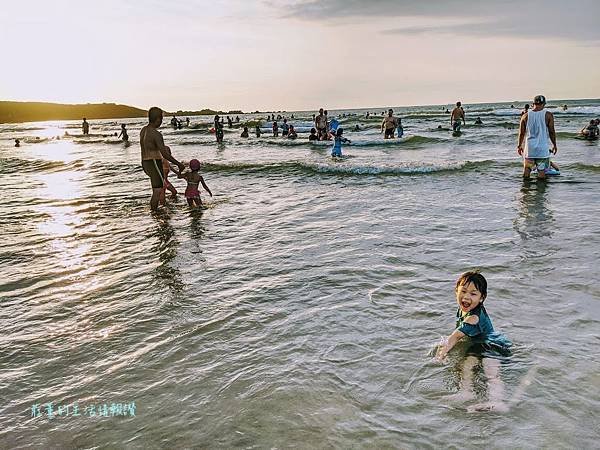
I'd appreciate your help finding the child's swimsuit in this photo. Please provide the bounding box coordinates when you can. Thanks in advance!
[456,304,512,357]
[331,137,343,157]
[185,181,200,199]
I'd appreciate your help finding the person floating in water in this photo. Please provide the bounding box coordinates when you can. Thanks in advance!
[255,125,261,137]
[173,159,213,208]
[436,271,512,412]
[331,127,351,157]
[309,128,318,141]
[580,119,599,139]
[241,126,249,138]
[381,109,397,139]
[118,124,129,142]
[474,117,483,125]
[82,118,89,135]
[287,125,297,139]
[14,139,20,147]
[451,102,465,132]
[214,115,224,143]
[517,94,558,179]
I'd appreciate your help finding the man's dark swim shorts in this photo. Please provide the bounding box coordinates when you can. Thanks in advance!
[384,128,395,138]
[142,159,164,188]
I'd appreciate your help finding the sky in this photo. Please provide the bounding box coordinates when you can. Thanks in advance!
[1,0,599,111]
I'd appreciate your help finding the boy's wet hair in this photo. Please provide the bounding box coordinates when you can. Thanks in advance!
[148,107,162,123]
[455,270,487,300]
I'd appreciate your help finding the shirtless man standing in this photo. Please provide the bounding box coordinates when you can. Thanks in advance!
[381,109,397,139]
[315,108,327,141]
[451,101,466,132]
[140,107,186,211]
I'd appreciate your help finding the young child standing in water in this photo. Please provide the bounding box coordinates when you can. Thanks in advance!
[436,270,512,412]
[174,159,213,208]
[331,128,351,158]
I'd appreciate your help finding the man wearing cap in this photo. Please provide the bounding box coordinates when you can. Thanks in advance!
[140,107,186,210]
[517,95,558,179]
[381,109,398,139]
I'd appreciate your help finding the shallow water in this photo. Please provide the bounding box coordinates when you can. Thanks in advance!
[1,100,600,449]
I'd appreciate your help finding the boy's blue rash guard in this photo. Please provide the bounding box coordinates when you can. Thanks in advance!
[456,304,512,356]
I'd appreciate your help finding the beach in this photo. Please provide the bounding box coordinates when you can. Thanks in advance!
[1,99,600,448]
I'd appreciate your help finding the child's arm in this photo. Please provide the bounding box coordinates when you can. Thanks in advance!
[436,315,479,360]
[436,329,466,360]
[199,176,212,197]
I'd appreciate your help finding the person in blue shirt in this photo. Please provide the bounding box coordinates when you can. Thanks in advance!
[331,128,351,158]
[436,270,511,412]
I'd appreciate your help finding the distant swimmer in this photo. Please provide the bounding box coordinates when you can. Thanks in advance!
[288,125,298,139]
[580,120,599,139]
[354,125,360,132]
[227,116,233,128]
[255,125,261,137]
[170,116,178,128]
[366,112,370,118]
[451,102,465,132]
[186,117,190,126]
[517,95,558,179]
[309,128,318,141]
[82,118,89,135]
[381,109,397,139]
[272,121,279,137]
[172,159,213,209]
[235,116,240,123]
[474,117,483,125]
[213,115,224,143]
[331,128,351,157]
[140,107,186,211]
[241,126,249,138]
[445,109,450,114]
[563,104,568,111]
[520,103,530,117]
[118,124,129,142]
[291,114,295,119]
[14,139,20,147]
[281,118,289,137]
[315,108,327,140]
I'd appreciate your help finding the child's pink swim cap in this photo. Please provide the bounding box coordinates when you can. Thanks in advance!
[189,159,200,170]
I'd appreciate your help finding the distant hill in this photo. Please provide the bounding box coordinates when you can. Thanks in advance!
[0,101,148,124]
[0,101,248,123]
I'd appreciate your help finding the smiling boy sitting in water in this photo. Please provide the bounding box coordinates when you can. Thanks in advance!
[436,270,512,412]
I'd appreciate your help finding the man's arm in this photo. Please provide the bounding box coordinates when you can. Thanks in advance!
[155,133,185,170]
[517,114,528,155]
[546,111,557,154]
[461,109,466,124]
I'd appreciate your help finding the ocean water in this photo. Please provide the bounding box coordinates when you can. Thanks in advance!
[1,99,599,449]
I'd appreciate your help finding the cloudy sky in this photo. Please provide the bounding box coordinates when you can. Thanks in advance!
[1,0,598,111]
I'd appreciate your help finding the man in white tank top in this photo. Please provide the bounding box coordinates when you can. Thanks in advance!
[517,95,558,179]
